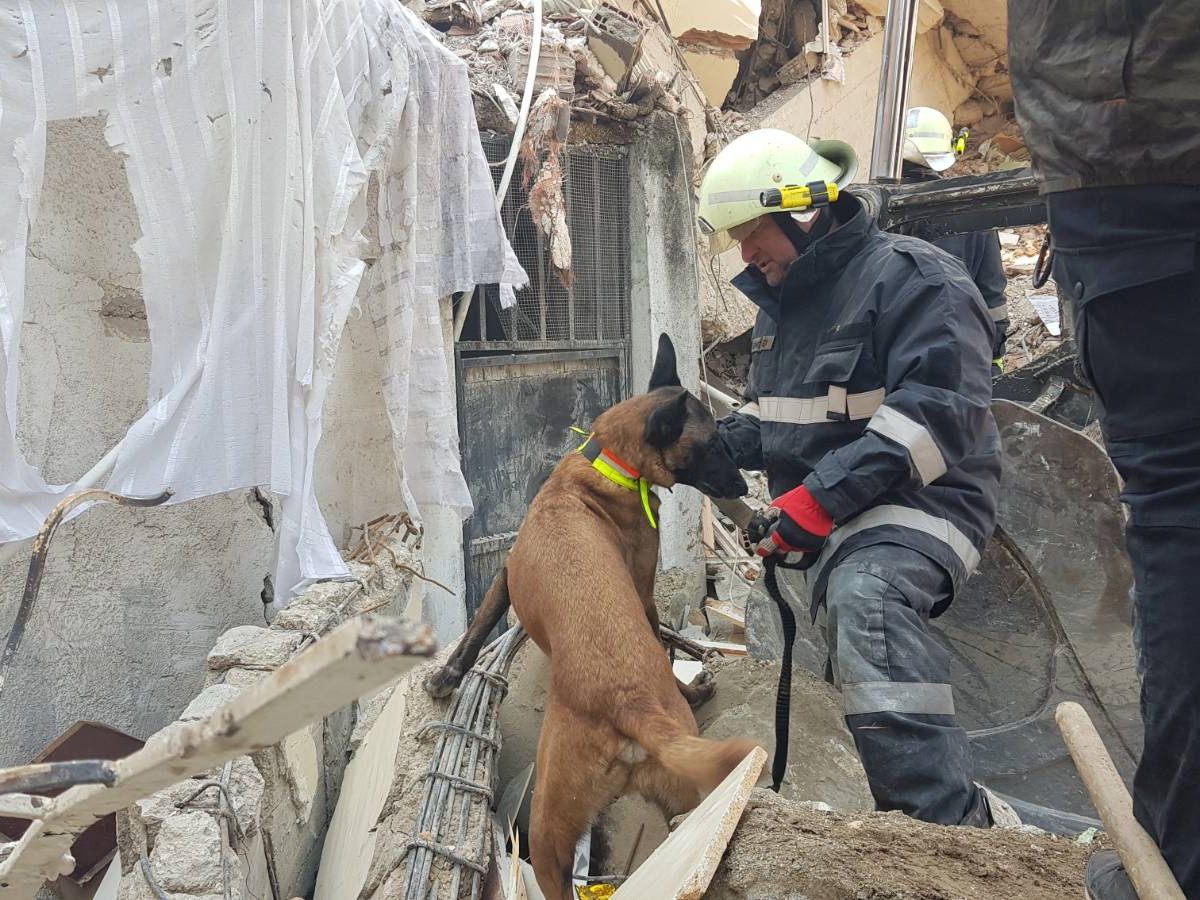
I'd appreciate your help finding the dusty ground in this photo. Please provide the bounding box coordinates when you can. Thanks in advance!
[708,790,1101,900]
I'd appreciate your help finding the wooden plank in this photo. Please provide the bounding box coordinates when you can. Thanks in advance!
[613,746,766,899]
[700,498,715,554]
[0,616,436,898]
[694,640,747,657]
[1056,702,1185,900]
[91,853,120,900]
[703,600,746,629]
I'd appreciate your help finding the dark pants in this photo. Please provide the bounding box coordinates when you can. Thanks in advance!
[813,542,987,826]
[1074,267,1200,896]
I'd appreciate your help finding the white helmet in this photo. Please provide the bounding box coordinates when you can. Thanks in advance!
[903,107,957,172]
[697,129,858,253]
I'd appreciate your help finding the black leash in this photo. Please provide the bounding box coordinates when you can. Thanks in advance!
[762,557,797,793]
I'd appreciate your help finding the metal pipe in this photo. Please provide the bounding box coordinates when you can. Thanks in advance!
[868,0,921,182]
[850,168,1044,239]
[0,440,125,568]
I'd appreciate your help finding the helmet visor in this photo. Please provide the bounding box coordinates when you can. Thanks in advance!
[707,215,763,254]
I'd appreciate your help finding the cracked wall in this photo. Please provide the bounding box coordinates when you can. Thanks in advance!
[0,116,418,766]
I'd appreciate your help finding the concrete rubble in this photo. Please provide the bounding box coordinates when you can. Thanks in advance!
[97,529,427,900]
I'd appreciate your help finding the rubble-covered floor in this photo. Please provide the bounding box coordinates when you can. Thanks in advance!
[708,789,1102,899]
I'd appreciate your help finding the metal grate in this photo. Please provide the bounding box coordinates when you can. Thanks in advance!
[470,133,630,345]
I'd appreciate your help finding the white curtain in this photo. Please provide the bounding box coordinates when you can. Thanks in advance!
[0,0,525,598]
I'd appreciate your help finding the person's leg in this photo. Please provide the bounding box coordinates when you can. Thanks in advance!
[823,542,987,826]
[1075,267,1200,896]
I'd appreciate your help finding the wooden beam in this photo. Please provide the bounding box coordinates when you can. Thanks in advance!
[700,498,716,554]
[0,615,436,898]
[1056,702,1185,900]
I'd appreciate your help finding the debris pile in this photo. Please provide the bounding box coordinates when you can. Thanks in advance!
[433,0,690,127]
[107,520,428,900]
[707,789,1099,899]
[940,7,1012,129]
[726,0,877,111]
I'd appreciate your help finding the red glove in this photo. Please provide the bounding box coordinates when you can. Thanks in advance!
[750,486,834,561]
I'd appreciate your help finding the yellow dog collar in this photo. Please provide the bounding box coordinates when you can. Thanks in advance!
[576,432,657,529]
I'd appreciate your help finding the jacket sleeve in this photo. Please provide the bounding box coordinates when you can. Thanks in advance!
[717,385,764,472]
[974,231,1010,358]
[802,273,995,523]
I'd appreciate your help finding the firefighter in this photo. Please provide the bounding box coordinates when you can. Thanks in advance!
[699,129,1015,827]
[902,107,1010,375]
[1009,2,1200,896]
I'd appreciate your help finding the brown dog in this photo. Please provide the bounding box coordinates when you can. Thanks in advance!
[425,334,758,900]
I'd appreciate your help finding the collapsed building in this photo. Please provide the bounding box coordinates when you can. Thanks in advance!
[0,0,1138,898]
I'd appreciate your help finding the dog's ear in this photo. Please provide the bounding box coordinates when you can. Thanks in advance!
[645,389,689,449]
[648,333,681,390]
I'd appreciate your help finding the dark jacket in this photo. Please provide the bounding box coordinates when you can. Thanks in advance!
[718,195,1000,611]
[933,231,1009,360]
[1008,0,1200,194]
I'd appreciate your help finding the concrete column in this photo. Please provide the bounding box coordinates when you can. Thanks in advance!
[628,113,705,618]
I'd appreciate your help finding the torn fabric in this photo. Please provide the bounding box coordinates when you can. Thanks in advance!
[0,1,526,598]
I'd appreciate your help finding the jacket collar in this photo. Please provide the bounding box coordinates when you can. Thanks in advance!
[731,194,874,320]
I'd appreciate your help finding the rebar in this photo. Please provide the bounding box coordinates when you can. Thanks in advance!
[401,625,528,899]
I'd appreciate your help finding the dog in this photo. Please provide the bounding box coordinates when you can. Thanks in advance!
[424,334,759,900]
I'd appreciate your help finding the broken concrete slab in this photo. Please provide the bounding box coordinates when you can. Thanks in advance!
[693,656,872,812]
[207,626,303,671]
[751,28,973,173]
[135,755,264,846]
[180,683,243,721]
[707,790,1099,899]
[148,810,225,893]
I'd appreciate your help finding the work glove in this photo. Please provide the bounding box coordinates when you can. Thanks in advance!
[747,485,833,569]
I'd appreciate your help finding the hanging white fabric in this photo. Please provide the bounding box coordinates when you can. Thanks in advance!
[0,0,526,598]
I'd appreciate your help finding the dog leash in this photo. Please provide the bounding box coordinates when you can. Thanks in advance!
[761,557,797,793]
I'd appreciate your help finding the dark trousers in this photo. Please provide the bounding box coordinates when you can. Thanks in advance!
[1075,266,1200,896]
[813,543,987,826]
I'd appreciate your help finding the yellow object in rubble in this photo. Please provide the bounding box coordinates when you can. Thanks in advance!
[577,884,618,900]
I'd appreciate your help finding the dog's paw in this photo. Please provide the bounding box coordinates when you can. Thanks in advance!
[423,664,463,699]
[681,668,716,708]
